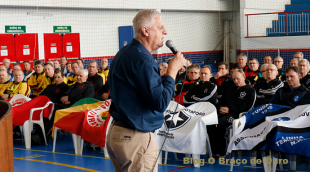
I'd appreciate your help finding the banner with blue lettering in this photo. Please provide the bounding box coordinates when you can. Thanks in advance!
[227,104,310,157]
[155,101,218,154]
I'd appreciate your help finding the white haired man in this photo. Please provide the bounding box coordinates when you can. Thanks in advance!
[107,9,186,172]
[298,59,310,88]
[253,64,284,107]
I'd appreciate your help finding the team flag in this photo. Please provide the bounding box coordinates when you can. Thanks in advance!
[53,98,111,147]
[10,95,54,127]
[227,104,310,157]
[156,101,218,155]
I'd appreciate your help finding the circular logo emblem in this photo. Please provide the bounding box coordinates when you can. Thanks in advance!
[79,86,84,90]
[55,89,60,94]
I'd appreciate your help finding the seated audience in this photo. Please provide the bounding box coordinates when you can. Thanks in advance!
[0,71,9,96]
[40,70,69,104]
[272,66,310,107]
[264,55,273,64]
[253,64,284,106]
[290,58,298,67]
[175,64,200,104]
[159,63,165,79]
[67,62,80,86]
[274,56,285,81]
[53,60,60,70]
[60,69,95,106]
[60,56,67,74]
[183,65,217,106]
[162,62,168,75]
[28,60,46,97]
[298,59,310,88]
[245,58,260,85]
[210,62,230,96]
[294,51,303,60]
[237,53,249,72]
[76,59,85,69]
[87,60,104,97]
[99,58,109,81]
[209,69,256,156]
[2,58,12,74]
[23,60,35,81]
[11,63,22,79]
[0,69,30,100]
[65,62,74,77]
[175,58,192,83]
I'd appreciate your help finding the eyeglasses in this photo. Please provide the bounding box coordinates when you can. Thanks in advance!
[274,61,283,63]
[266,69,277,72]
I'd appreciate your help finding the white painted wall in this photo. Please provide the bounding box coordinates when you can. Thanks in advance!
[0,7,224,59]
[0,0,235,11]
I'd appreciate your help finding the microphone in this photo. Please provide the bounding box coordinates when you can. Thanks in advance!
[166,40,178,55]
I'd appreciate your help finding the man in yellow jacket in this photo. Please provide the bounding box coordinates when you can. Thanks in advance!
[0,69,30,100]
[28,60,46,97]
[67,62,79,86]
[0,70,10,96]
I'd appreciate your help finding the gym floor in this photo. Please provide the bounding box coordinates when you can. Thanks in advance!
[13,132,310,172]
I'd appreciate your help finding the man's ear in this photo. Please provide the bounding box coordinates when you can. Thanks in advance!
[141,26,148,37]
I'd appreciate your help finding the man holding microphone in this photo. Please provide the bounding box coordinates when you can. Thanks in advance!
[107,9,186,172]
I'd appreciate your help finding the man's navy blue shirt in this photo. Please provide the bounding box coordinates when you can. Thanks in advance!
[108,39,175,132]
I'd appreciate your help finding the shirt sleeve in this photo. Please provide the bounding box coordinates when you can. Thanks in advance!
[132,60,175,113]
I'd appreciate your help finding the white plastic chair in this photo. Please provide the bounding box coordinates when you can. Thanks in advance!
[53,116,113,157]
[20,101,53,149]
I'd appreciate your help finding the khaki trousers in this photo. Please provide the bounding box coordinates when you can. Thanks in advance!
[106,123,158,172]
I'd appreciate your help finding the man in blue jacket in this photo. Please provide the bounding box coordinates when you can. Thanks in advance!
[107,9,185,172]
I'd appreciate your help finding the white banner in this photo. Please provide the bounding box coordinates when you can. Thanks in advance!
[155,101,218,155]
[227,104,310,156]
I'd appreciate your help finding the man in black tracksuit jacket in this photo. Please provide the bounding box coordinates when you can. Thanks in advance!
[272,66,310,108]
[298,59,310,88]
[208,69,256,156]
[183,65,217,106]
[253,64,284,107]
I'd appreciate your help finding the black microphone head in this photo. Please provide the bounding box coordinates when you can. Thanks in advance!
[166,40,178,55]
[165,40,174,48]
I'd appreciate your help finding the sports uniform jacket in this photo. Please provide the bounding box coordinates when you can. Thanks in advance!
[28,72,46,96]
[40,82,69,104]
[210,74,230,96]
[4,81,31,98]
[0,81,10,96]
[272,84,310,108]
[67,74,77,87]
[87,73,104,94]
[253,78,284,106]
[300,74,310,88]
[217,84,256,119]
[183,81,217,106]
[67,81,95,105]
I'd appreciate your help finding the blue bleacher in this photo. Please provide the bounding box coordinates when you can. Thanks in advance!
[266,0,310,37]
[285,3,310,11]
[291,0,310,5]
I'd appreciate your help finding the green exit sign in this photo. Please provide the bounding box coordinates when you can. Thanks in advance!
[53,26,71,33]
[5,26,26,33]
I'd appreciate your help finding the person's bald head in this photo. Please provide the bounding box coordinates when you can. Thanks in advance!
[0,71,8,84]
[0,65,7,71]
[290,58,299,67]
[232,69,246,87]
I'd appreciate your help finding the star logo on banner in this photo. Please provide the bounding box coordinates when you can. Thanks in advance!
[166,113,184,126]
[164,111,190,131]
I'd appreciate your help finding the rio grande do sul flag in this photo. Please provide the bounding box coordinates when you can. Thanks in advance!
[53,98,111,147]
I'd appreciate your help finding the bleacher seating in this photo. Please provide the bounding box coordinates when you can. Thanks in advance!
[266,0,310,36]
